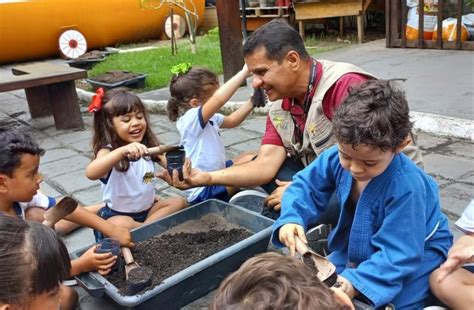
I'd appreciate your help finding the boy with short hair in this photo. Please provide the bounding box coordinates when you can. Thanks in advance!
[0,128,136,309]
[0,128,134,269]
[210,252,354,310]
[273,80,452,308]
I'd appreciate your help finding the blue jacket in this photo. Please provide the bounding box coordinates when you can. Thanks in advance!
[272,146,452,308]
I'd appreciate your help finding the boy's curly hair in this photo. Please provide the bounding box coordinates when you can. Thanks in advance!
[210,252,347,310]
[332,79,413,151]
[0,129,44,177]
[167,67,219,122]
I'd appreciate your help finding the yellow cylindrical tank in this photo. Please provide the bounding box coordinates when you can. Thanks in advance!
[0,0,205,64]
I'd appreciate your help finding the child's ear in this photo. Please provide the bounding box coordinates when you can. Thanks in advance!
[395,135,412,154]
[0,304,12,310]
[0,174,9,194]
[189,98,200,108]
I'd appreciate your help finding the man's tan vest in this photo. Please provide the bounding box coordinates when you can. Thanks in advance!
[269,59,423,167]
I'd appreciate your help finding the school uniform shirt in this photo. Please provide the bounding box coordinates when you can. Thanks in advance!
[272,145,453,309]
[13,192,56,220]
[177,106,226,202]
[100,157,155,213]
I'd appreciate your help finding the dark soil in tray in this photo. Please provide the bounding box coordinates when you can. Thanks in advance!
[91,71,142,84]
[106,214,252,295]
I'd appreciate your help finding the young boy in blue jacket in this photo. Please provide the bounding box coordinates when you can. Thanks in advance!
[273,80,452,308]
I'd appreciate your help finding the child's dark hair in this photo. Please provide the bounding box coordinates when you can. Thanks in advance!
[210,252,347,310]
[0,214,70,305]
[167,67,219,122]
[333,79,413,151]
[91,88,160,169]
[0,128,44,177]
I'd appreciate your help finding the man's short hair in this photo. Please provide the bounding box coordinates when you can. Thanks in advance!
[0,129,44,177]
[243,19,310,63]
[210,252,347,310]
[333,79,413,151]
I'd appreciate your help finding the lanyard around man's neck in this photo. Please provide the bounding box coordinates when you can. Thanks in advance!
[291,58,318,144]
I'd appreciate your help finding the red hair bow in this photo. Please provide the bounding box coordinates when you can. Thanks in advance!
[88,88,105,113]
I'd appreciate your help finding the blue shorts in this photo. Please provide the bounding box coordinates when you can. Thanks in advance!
[189,160,233,206]
[93,205,150,241]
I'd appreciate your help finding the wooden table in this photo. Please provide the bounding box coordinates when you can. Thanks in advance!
[0,62,86,130]
[294,0,372,43]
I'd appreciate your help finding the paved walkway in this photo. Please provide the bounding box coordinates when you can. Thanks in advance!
[0,39,472,309]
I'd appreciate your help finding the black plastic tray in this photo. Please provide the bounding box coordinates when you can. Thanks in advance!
[67,56,105,70]
[86,72,147,91]
[73,199,274,309]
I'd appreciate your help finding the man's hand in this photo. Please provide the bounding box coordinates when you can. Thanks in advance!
[264,179,291,211]
[436,234,474,282]
[278,223,306,256]
[156,158,211,190]
[107,226,134,248]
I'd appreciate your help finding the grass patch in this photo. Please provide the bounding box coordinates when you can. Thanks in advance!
[89,29,222,92]
[88,28,349,91]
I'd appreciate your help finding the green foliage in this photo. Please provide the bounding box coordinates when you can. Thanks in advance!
[205,27,220,41]
[170,62,192,75]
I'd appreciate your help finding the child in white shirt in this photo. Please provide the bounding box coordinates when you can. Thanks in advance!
[167,64,257,205]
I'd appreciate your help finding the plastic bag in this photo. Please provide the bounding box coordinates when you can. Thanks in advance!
[405,0,439,40]
[432,17,469,41]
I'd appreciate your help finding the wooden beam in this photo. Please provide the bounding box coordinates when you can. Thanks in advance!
[216,0,244,83]
[294,1,363,20]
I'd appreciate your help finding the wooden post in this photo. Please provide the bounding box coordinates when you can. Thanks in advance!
[216,0,244,83]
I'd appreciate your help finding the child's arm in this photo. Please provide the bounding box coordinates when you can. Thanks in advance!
[200,65,250,125]
[64,207,134,247]
[220,99,254,129]
[86,142,149,180]
[70,245,117,276]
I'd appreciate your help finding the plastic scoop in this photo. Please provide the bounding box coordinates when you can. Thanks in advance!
[294,236,337,287]
[146,144,182,156]
[42,196,78,229]
[121,247,153,295]
[124,144,181,162]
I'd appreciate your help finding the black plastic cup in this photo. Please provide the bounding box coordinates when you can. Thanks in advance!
[166,149,185,181]
[95,238,121,272]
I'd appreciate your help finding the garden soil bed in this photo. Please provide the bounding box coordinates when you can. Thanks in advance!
[106,214,252,295]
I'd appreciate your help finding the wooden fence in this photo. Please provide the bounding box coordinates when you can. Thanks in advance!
[386,0,474,50]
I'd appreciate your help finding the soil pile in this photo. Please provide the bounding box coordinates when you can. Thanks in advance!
[77,50,103,60]
[106,214,252,295]
[91,71,141,84]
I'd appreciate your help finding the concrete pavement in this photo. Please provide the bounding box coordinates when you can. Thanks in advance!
[0,39,472,309]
